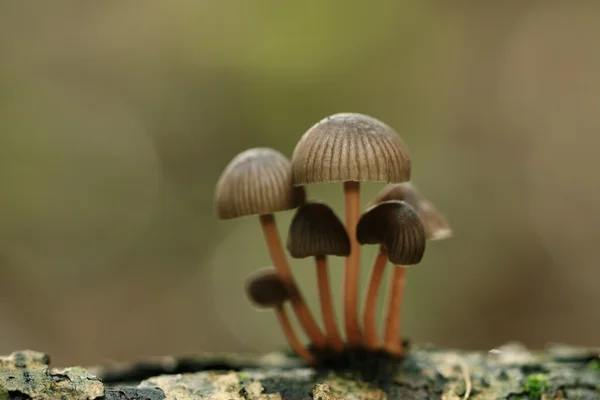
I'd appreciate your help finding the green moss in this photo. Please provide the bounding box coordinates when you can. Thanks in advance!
[523,373,550,399]
[588,360,600,371]
[238,371,250,381]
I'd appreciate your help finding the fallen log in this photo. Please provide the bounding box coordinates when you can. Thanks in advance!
[1,342,599,399]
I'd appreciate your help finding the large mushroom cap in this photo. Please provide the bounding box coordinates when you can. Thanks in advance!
[215,148,306,220]
[357,200,426,265]
[291,113,411,185]
[245,267,290,308]
[371,183,452,241]
[287,201,350,258]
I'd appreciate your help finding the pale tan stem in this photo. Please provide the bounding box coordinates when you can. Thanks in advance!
[384,266,407,356]
[315,256,344,351]
[259,214,327,348]
[343,181,363,346]
[363,247,389,349]
[274,305,316,365]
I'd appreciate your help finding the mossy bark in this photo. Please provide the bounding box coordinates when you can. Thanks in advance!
[1,343,599,399]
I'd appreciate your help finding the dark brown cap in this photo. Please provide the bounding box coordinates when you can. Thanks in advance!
[245,267,290,308]
[356,200,426,265]
[215,148,306,220]
[371,182,452,241]
[291,113,411,185]
[286,202,350,258]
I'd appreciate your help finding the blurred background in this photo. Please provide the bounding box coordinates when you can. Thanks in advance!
[1,1,599,367]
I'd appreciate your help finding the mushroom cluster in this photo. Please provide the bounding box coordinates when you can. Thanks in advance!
[214,113,452,365]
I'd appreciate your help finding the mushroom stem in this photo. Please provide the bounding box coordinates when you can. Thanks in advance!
[343,181,363,346]
[363,247,389,349]
[383,266,407,356]
[274,305,316,365]
[315,255,344,351]
[259,214,327,348]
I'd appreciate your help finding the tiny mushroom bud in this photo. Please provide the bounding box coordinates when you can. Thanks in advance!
[357,200,426,355]
[245,268,290,309]
[215,148,327,348]
[371,182,452,241]
[291,113,412,346]
[245,268,315,364]
[287,202,349,350]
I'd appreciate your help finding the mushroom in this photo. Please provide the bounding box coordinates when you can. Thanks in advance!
[291,113,411,346]
[287,201,350,351]
[215,147,327,348]
[370,182,452,240]
[362,183,452,351]
[245,267,316,364]
[357,200,426,356]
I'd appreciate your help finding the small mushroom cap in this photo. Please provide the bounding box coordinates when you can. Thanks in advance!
[245,267,290,308]
[215,148,306,220]
[356,200,426,265]
[287,201,350,258]
[371,183,452,241]
[291,113,411,185]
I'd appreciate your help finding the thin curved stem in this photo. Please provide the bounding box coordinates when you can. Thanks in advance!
[315,256,344,351]
[384,266,407,356]
[363,247,389,349]
[343,181,363,346]
[274,305,316,365]
[259,214,327,348]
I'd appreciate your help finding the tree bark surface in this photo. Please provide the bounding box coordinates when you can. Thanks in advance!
[1,342,599,399]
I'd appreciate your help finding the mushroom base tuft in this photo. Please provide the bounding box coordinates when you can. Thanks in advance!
[307,341,411,383]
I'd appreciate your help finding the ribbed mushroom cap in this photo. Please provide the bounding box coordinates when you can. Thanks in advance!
[356,200,426,265]
[245,268,290,308]
[215,148,306,220]
[287,202,350,258]
[371,183,452,241]
[291,113,411,185]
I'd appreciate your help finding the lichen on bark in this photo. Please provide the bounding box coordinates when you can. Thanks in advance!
[1,342,599,399]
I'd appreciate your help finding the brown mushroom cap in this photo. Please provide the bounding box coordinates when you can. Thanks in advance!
[291,113,411,185]
[370,183,452,241]
[286,201,350,258]
[356,200,426,265]
[245,267,290,308]
[215,148,306,220]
